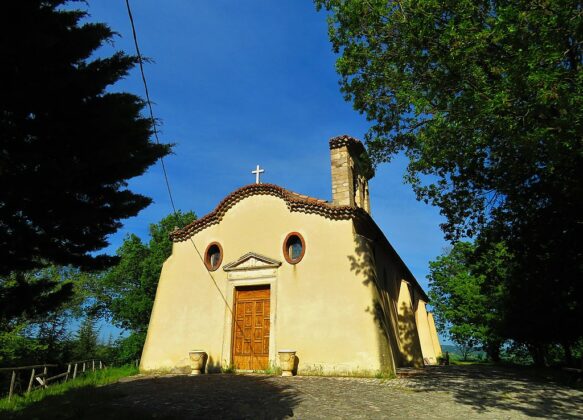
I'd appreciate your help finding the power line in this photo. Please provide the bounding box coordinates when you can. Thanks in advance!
[124,0,178,217]
[124,0,230,307]
[124,0,259,366]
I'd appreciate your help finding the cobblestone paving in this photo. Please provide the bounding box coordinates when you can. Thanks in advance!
[12,366,583,419]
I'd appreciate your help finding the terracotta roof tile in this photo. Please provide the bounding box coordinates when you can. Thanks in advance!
[170,183,361,242]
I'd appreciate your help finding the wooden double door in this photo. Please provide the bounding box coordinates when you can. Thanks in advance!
[232,285,270,370]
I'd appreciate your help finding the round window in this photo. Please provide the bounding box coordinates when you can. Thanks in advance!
[204,242,223,271]
[283,232,305,264]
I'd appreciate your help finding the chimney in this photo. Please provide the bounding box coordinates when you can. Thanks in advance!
[329,135,374,213]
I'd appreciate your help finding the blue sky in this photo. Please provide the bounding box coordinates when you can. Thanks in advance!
[85,1,449,339]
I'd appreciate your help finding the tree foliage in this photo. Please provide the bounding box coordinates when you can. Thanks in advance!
[72,316,99,361]
[316,0,583,355]
[0,211,196,367]
[0,266,84,366]
[316,0,582,236]
[85,211,196,361]
[428,242,507,360]
[0,270,73,325]
[0,0,170,275]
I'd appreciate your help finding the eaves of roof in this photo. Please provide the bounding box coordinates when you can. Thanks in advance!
[169,183,358,242]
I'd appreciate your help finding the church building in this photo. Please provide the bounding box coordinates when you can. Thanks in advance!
[140,135,442,375]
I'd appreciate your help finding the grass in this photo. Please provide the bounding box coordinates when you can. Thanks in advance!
[221,363,236,374]
[374,371,397,380]
[0,365,138,413]
[262,363,282,376]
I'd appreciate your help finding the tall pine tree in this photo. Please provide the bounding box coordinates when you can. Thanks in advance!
[0,0,170,275]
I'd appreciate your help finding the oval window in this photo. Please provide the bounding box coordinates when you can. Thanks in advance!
[283,232,305,264]
[204,242,223,271]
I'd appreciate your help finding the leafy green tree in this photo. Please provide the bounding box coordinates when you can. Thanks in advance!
[470,238,511,361]
[0,0,170,276]
[0,323,43,367]
[316,0,583,353]
[73,316,99,360]
[113,334,147,365]
[0,266,87,366]
[428,242,507,361]
[34,311,73,363]
[94,333,118,364]
[86,211,196,362]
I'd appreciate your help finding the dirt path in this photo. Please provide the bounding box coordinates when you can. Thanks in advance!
[7,365,583,419]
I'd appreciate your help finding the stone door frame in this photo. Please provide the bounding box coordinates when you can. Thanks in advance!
[221,252,281,370]
[222,275,278,370]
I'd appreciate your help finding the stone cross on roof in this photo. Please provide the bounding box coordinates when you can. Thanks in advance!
[252,164,264,184]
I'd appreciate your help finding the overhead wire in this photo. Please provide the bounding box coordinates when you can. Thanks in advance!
[124,0,260,366]
[124,0,178,217]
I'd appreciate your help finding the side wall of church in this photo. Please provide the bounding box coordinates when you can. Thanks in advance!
[395,281,424,367]
[141,195,392,374]
[354,235,402,374]
[353,222,426,369]
[415,300,438,365]
[427,312,443,358]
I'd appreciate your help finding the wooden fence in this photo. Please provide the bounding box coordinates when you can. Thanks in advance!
[0,359,105,401]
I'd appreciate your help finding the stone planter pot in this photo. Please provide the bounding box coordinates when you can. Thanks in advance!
[278,350,296,377]
[189,350,208,375]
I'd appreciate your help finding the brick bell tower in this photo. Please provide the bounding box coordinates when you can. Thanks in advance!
[329,135,374,214]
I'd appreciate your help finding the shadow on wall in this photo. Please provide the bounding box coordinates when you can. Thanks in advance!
[3,375,302,419]
[157,354,223,375]
[293,355,300,376]
[348,233,423,369]
[206,355,222,374]
[397,299,424,367]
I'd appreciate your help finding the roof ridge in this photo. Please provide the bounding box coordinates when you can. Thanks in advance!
[170,183,358,242]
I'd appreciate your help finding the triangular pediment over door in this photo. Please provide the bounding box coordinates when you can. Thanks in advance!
[223,252,282,272]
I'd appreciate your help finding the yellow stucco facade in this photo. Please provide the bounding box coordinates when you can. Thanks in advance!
[416,300,439,365]
[141,135,441,375]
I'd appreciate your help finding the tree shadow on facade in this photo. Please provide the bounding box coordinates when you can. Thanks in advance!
[348,230,424,372]
[403,365,583,418]
[206,355,222,373]
[395,300,424,367]
[4,375,302,419]
[345,224,583,417]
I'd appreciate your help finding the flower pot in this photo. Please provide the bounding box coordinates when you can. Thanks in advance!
[278,350,296,377]
[189,350,208,375]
